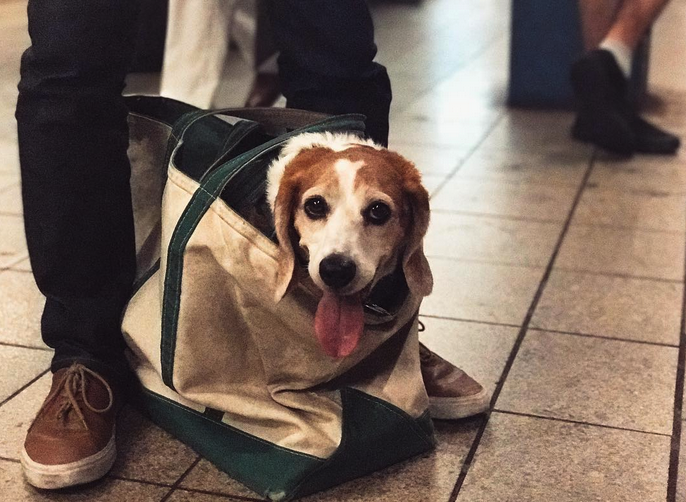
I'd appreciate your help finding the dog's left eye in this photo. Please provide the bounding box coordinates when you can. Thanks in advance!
[364,202,392,225]
[304,196,329,219]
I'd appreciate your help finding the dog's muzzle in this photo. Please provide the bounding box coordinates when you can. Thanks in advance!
[319,254,357,289]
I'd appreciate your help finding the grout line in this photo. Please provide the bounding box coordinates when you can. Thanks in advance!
[419,315,680,349]
[429,112,507,199]
[0,340,53,352]
[108,475,174,489]
[666,230,686,501]
[452,173,585,188]
[430,208,566,224]
[447,149,597,502]
[159,456,202,502]
[425,254,546,270]
[0,368,49,409]
[552,266,684,284]
[0,456,20,463]
[418,314,520,329]
[527,327,680,349]
[492,409,672,438]
[425,253,683,286]
[430,208,686,235]
[570,220,686,236]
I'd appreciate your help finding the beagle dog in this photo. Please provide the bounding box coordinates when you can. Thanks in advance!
[267,132,433,359]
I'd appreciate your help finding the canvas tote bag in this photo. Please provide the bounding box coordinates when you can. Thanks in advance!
[121,96,435,501]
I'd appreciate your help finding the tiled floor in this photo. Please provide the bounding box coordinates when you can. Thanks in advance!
[1,0,686,500]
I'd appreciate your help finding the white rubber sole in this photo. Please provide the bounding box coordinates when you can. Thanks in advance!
[429,388,491,420]
[21,433,116,489]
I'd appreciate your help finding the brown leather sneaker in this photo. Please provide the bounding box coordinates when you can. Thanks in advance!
[21,363,118,489]
[420,343,490,420]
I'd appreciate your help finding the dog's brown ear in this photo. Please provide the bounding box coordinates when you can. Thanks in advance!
[400,162,433,298]
[273,183,299,302]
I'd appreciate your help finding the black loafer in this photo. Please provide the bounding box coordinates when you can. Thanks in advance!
[570,50,635,155]
[631,115,681,155]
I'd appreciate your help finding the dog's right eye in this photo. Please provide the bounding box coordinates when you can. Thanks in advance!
[304,196,328,220]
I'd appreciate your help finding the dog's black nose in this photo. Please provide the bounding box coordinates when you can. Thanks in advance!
[319,254,357,289]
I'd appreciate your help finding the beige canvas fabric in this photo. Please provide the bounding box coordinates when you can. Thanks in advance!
[122,113,430,459]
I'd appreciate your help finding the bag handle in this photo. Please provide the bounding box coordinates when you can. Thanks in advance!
[160,113,367,390]
[163,107,332,172]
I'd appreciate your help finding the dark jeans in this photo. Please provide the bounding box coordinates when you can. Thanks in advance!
[15,0,392,384]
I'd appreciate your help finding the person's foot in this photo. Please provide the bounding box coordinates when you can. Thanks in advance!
[21,363,119,489]
[419,343,490,420]
[244,73,281,108]
[570,49,635,155]
[570,49,681,156]
[631,115,681,154]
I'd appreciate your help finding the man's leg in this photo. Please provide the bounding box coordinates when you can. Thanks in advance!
[267,0,392,146]
[606,0,670,51]
[572,0,680,155]
[16,0,139,488]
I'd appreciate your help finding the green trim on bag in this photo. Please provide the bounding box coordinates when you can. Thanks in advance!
[138,387,324,500]
[160,115,366,389]
[291,388,435,499]
[137,386,434,501]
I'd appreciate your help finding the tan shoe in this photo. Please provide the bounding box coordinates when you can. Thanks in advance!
[21,363,119,489]
[420,343,490,420]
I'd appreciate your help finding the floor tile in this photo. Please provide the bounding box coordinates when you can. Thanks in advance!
[573,185,686,232]
[398,56,506,127]
[111,406,199,485]
[302,419,480,502]
[477,110,587,155]
[431,177,578,222]
[456,412,670,502]
[590,156,686,195]
[497,330,677,434]
[0,183,22,215]
[0,214,27,269]
[178,459,260,499]
[531,270,682,345]
[421,258,543,325]
[165,489,252,501]
[419,318,519,397]
[389,142,468,176]
[555,224,685,281]
[455,150,589,186]
[424,212,561,267]
[180,419,480,502]
[0,345,50,404]
[0,270,44,348]
[0,459,169,502]
[0,374,51,459]
[388,119,493,149]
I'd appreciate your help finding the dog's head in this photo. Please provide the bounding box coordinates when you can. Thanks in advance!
[267,132,433,358]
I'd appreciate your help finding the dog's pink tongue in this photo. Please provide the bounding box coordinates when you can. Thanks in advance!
[314,292,364,358]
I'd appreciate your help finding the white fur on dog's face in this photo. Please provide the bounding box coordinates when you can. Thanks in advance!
[268,132,433,303]
[293,157,404,295]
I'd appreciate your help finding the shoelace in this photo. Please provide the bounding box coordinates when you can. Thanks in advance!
[35,364,114,430]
